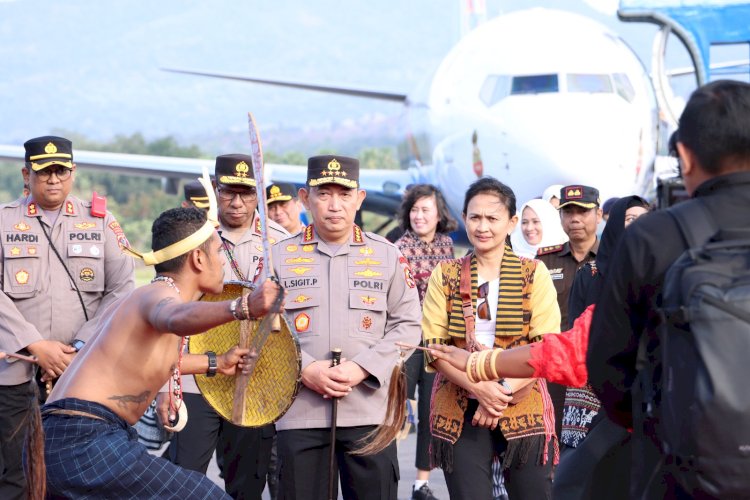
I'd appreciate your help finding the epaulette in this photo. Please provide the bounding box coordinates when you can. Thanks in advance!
[537,244,564,256]
[363,230,397,248]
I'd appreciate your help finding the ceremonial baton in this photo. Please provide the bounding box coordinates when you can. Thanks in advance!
[328,348,342,500]
[231,112,283,424]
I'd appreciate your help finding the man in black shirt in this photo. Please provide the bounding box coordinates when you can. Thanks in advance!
[587,80,750,498]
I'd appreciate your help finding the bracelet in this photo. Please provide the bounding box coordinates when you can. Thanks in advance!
[229,297,243,320]
[489,349,502,380]
[483,350,494,381]
[477,351,487,382]
[466,351,479,383]
[206,351,217,377]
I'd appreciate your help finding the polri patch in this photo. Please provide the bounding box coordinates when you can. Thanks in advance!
[80,267,95,282]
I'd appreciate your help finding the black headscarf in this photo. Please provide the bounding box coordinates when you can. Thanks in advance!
[596,195,650,277]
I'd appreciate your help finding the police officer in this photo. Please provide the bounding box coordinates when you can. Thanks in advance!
[182,179,211,210]
[160,154,288,499]
[266,182,305,235]
[537,184,601,442]
[273,155,421,500]
[0,136,135,499]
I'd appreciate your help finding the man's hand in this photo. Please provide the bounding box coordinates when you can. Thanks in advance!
[301,360,354,398]
[328,360,368,394]
[247,278,284,319]
[471,380,512,417]
[218,346,255,376]
[427,344,470,372]
[473,404,501,430]
[27,340,76,380]
[155,392,170,429]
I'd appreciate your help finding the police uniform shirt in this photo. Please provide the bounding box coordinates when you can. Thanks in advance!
[537,240,599,330]
[273,224,421,431]
[0,195,135,385]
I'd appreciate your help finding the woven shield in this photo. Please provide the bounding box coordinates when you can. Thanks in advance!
[189,282,300,427]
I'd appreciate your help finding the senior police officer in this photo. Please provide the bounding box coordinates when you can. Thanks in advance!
[273,155,421,500]
[159,153,288,499]
[266,182,305,235]
[0,136,135,499]
[537,184,601,442]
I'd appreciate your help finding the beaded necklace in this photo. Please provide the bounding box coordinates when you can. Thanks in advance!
[151,275,188,427]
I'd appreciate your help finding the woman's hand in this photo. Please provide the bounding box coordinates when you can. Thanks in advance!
[471,380,513,417]
[427,344,470,372]
[473,404,501,430]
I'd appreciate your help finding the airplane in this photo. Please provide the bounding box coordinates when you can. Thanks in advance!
[3,4,747,236]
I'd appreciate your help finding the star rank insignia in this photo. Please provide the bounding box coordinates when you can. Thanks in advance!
[10,247,21,256]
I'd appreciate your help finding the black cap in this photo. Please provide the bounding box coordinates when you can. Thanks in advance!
[24,136,74,171]
[602,197,620,215]
[558,185,600,209]
[183,180,210,209]
[215,154,255,187]
[306,155,358,189]
[266,182,297,205]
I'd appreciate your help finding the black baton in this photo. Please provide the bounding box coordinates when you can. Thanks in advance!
[328,348,342,500]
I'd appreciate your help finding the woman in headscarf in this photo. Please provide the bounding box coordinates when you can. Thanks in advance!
[510,198,568,258]
[422,177,560,500]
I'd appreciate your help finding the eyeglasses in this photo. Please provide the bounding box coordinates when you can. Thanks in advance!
[477,281,490,320]
[217,188,257,202]
[34,167,72,182]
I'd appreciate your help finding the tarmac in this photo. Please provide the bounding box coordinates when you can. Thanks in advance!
[201,428,450,500]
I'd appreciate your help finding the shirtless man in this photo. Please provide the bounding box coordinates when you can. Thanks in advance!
[28,208,281,499]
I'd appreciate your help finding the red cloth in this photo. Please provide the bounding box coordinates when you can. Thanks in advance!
[527,304,595,388]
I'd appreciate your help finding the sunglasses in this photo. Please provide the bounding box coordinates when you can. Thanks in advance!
[477,281,490,321]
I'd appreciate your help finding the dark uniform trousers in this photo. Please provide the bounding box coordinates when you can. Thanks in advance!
[168,393,274,500]
[277,426,398,500]
[444,399,554,500]
[0,383,32,500]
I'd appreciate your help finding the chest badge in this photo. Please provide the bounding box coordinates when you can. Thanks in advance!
[355,257,381,266]
[75,221,96,230]
[27,246,37,255]
[302,244,315,253]
[355,269,382,278]
[290,266,312,276]
[359,247,374,256]
[360,295,377,306]
[13,222,31,231]
[294,313,310,333]
[89,245,101,256]
[15,269,29,285]
[10,246,21,256]
[292,295,311,304]
[72,244,83,255]
[286,244,298,253]
[79,267,95,282]
[286,256,314,264]
[361,315,373,331]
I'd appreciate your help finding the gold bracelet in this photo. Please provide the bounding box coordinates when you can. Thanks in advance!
[489,348,502,380]
[466,352,479,383]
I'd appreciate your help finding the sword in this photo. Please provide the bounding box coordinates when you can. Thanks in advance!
[231,112,283,424]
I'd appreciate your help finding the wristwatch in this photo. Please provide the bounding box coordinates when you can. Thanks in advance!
[71,339,85,352]
[206,351,217,377]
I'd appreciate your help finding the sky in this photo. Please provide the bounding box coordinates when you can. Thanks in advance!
[0,0,711,154]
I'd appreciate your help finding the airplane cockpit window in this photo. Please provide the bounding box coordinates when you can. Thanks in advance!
[479,75,513,106]
[566,74,613,93]
[510,75,558,95]
[612,73,636,103]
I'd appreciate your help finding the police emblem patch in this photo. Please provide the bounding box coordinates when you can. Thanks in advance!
[294,313,310,332]
[15,269,29,285]
[361,315,373,331]
[79,267,95,282]
[108,221,130,250]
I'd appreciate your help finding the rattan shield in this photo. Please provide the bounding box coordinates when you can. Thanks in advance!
[189,282,301,427]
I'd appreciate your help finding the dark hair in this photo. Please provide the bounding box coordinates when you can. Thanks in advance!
[152,208,212,273]
[462,177,516,218]
[679,79,750,174]
[398,184,457,234]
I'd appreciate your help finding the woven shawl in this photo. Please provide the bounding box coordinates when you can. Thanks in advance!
[428,247,558,471]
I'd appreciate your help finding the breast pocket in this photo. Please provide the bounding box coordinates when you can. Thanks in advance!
[348,290,387,337]
[284,292,320,337]
[67,242,105,293]
[3,247,41,299]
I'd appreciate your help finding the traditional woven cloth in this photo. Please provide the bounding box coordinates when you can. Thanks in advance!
[395,230,455,304]
[427,248,558,471]
[41,398,229,499]
[561,384,602,447]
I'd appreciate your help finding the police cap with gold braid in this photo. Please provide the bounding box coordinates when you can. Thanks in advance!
[558,184,600,209]
[266,182,296,205]
[184,180,210,209]
[306,155,358,189]
[24,135,74,171]
[215,154,256,187]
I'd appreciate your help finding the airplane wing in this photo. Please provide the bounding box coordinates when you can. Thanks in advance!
[0,144,414,218]
[162,68,409,103]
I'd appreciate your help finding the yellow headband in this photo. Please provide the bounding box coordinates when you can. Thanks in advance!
[123,221,216,265]
[123,168,219,266]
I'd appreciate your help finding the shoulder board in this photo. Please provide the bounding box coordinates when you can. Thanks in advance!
[364,231,396,247]
[275,232,301,246]
[537,244,564,256]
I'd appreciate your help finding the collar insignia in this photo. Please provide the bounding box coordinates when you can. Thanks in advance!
[65,201,75,215]
[302,225,314,243]
[27,203,38,216]
[352,225,363,243]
